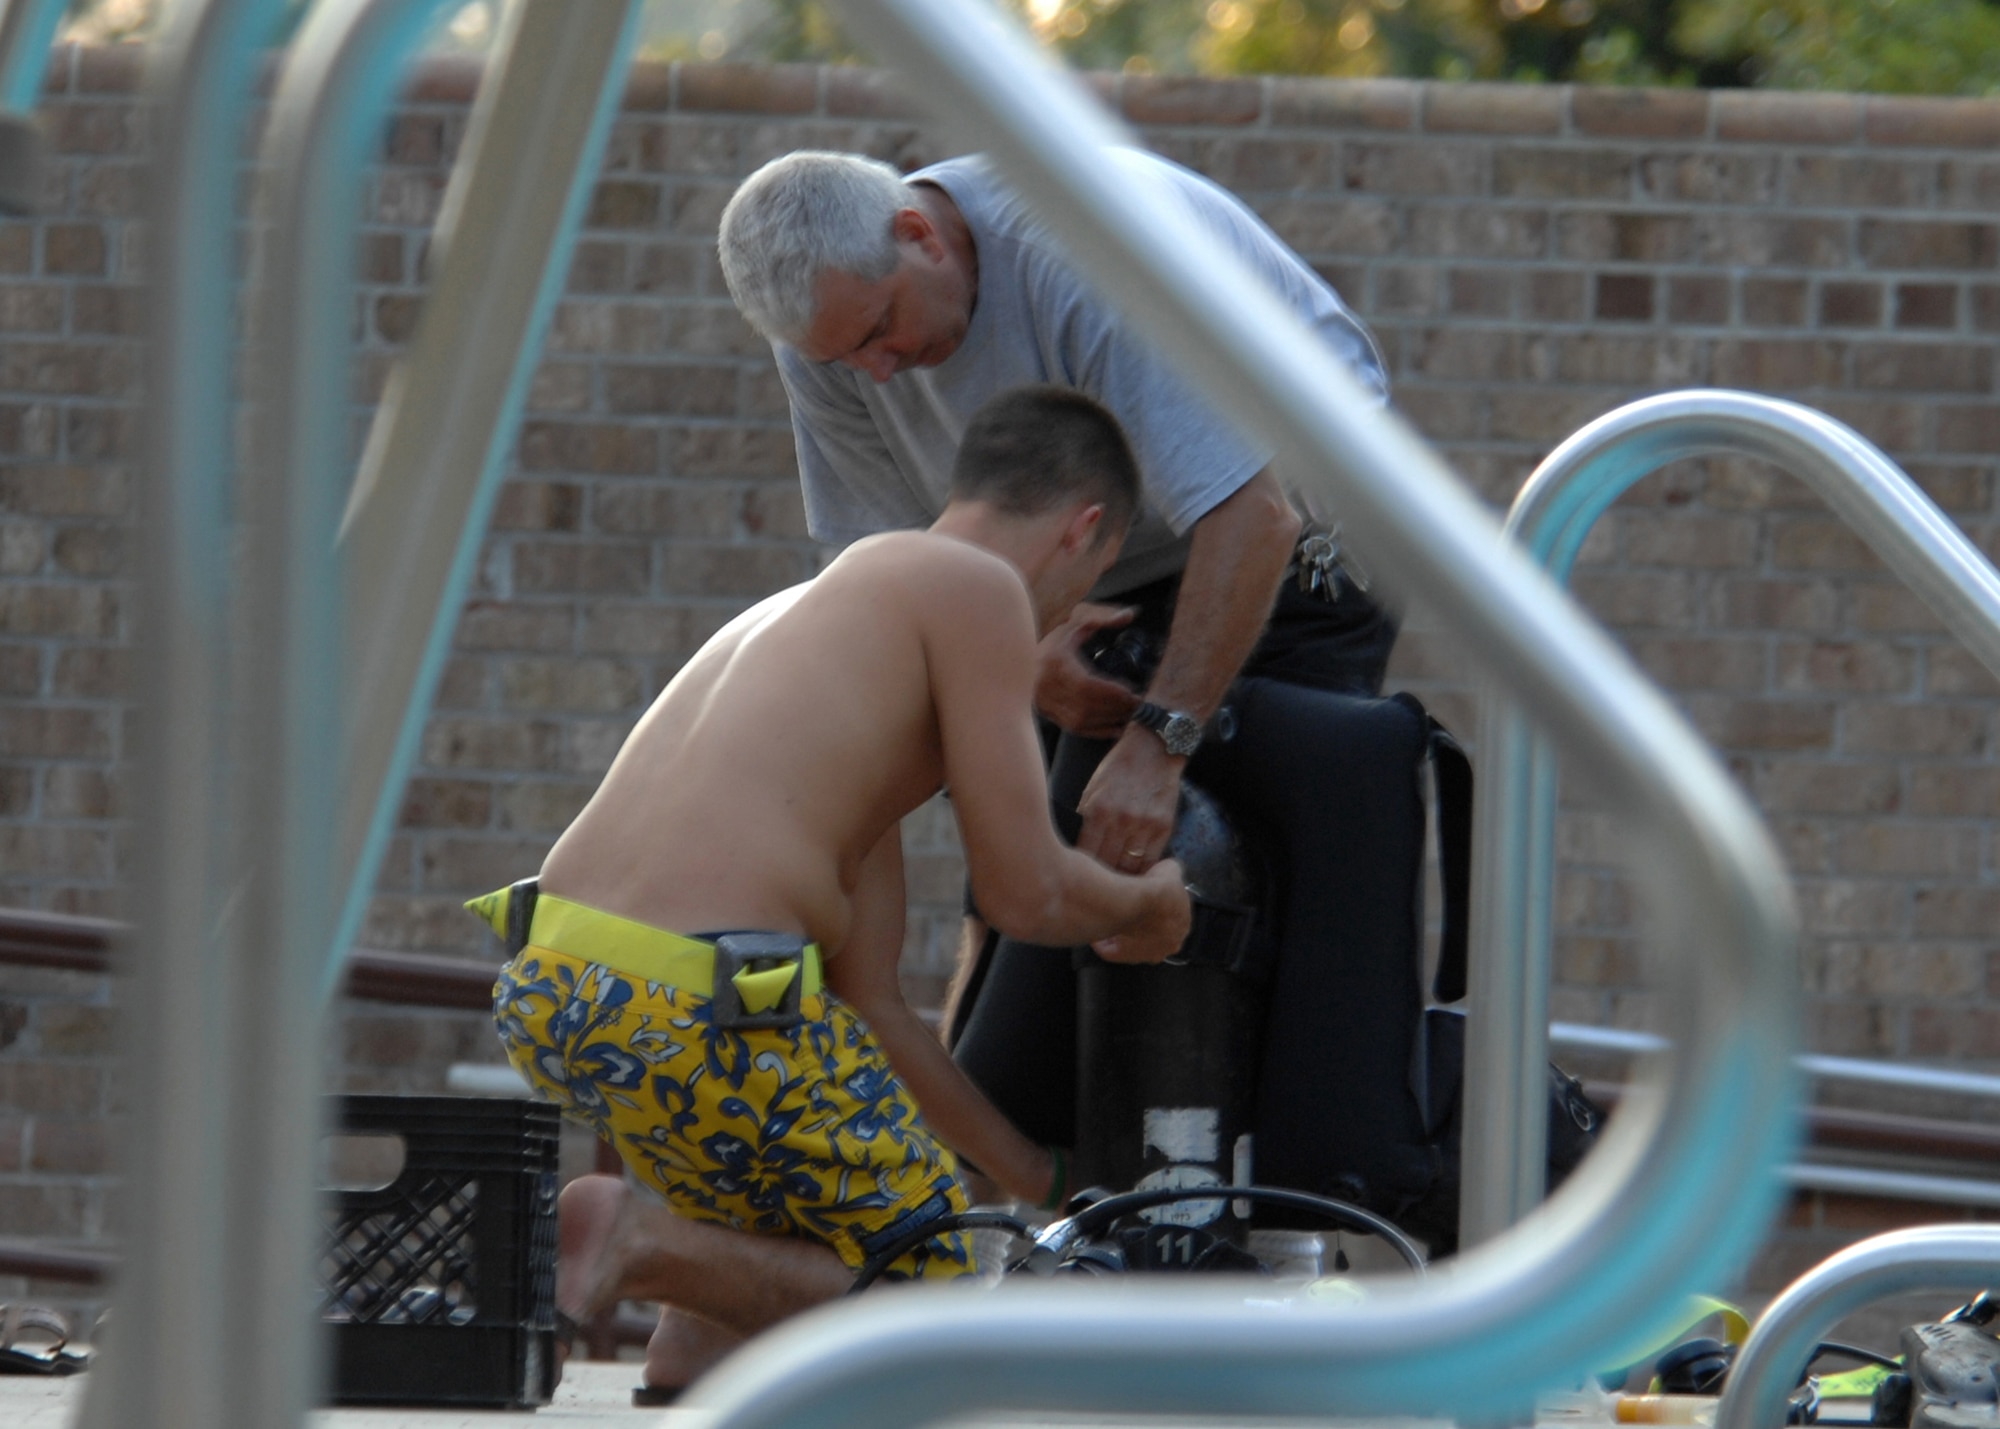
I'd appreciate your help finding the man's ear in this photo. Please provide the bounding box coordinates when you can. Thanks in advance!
[1062,502,1106,554]
[891,205,942,259]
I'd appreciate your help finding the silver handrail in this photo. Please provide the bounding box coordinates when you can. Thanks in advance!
[331,0,640,996]
[1717,1226,2000,1429]
[90,3,311,1427]
[1464,391,2000,1248]
[685,5,1799,1427]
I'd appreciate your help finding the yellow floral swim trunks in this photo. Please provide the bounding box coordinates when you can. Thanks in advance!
[492,936,978,1282]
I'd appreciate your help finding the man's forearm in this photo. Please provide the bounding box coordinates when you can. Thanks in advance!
[860,992,1053,1203]
[1145,467,1299,719]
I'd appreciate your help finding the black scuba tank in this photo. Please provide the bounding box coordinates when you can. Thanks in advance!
[1071,781,1270,1245]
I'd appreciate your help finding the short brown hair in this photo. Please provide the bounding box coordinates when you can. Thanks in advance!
[949,386,1141,535]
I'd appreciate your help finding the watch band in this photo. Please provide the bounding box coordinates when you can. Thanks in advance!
[1132,701,1203,758]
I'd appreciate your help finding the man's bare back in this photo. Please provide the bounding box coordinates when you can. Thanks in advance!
[541,526,1186,977]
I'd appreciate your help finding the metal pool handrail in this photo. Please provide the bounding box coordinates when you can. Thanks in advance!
[683,5,1799,1429]
[1463,391,2000,1250]
[1716,1226,2000,1429]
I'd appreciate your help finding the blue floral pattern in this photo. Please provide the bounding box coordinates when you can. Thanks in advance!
[493,948,976,1280]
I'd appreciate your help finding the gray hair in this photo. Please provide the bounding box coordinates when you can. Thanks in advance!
[718,151,910,344]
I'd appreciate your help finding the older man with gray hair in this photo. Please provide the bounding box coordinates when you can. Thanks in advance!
[717,145,1397,1159]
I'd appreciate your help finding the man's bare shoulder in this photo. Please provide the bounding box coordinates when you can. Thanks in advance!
[832,531,1032,627]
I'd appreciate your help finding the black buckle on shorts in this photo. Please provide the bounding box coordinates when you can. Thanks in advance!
[708,933,809,1030]
[504,877,540,957]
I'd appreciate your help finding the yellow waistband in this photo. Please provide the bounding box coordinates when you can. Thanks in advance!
[473,885,821,1006]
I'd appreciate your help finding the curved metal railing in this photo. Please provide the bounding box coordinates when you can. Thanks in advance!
[681,4,1800,1427]
[1462,391,2000,1248]
[1717,1226,2000,1429]
[115,9,1806,1429]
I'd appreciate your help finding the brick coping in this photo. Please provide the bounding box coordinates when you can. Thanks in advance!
[39,41,2000,149]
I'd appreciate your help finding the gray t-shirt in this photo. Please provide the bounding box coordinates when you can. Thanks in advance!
[776,150,1389,595]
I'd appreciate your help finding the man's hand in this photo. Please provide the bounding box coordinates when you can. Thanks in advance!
[1076,726,1184,871]
[1035,602,1142,738]
[1092,860,1192,964]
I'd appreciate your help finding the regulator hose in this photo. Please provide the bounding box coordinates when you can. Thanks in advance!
[847,1184,1426,1292]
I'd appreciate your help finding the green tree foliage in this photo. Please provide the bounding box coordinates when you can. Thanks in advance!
[1678,0,2000,96]
[1034,0,2000,92]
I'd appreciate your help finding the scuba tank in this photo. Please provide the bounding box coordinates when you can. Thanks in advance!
[1072,780,1271,1253]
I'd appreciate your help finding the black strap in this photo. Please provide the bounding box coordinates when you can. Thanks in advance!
[1428,721,1473,1004]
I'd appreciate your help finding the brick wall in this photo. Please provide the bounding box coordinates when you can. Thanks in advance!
[7,46,2000,1310]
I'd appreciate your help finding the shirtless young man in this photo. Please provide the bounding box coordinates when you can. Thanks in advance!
[471,385,1191,1396]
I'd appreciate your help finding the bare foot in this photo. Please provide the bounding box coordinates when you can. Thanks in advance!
[556,1174,638,1328]
[640,1306,743,1396]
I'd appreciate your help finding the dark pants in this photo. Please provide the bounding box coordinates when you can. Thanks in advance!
[947,572,1397,1149]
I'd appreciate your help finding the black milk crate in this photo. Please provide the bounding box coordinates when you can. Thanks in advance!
[321,1095,561,1409]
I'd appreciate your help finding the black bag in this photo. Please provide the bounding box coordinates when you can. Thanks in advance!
[1195,682,1601,1257]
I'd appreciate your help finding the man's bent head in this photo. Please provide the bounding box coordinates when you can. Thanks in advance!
[951,386,1141,542]
[719,151,973,379]
[719,151,910,346]
[943,387,1142,628]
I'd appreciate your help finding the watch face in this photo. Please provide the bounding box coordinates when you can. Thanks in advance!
[1162,712,1203,757]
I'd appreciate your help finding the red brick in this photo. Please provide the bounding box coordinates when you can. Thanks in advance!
[1259,196,1397,256]
[1848,584,1942,634]
[677,63,817,114]
[1493,149,1632,200]
[498,657,643,714]
[453,600,573,653]
[491,478,585,531]
[1524,270,1586,322]
[1742,277,1808,327]
[1853,341,1991,393]
[603,362,739,417]
[494,781,594,833]
[1423,83,1563,136]
[588,179,662,230]
[1836,824,1980,878]
[1124,75,1260,125]
[1775,640,1916,696]
[1268,77,1416,130]
[1594,273,1653,323]
[1843,703,1988,757]
[1446,267,1510,318]
[420,718,563,774]
[1865,95,2000,149]
[1620,511,1755,568]
[1556,210,1693,264]
[1667,275,1728,326]
[1756,760,1900,817]
[1571,570,1698,627]
[1818,281,1882,328]
[1859,219,2000,271]
[1924,646,2000,699]
[1909,1006,2000,1058]
[658,544,813,597]
[1894,283,1959,330]
[1627,634,1764,691]
[1696,213,1849,268]
[591,482,737,539]
[1378,265,1441,317]
[1341,140,1485,197]
[52,647,126,699]
[1785,155,1933,209]
[1685,696,1837,752]
[399,778,492,829]
[1914,884,2000,934]
[1712,339,1845,392]
[511,540,650,596]
[1714,91,1863,146]
[1205,136,1335,193]
[1573,87,1707,140]
[1638,152,1778,206]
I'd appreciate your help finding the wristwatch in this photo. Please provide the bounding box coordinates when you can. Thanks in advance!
[1131,701,1204,758]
